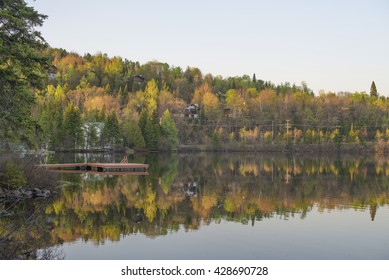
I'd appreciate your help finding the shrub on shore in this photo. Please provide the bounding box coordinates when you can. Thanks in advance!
[0,162,27,189]
[0,155,58,190]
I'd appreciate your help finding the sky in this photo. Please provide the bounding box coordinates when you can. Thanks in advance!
[26,0,389,95]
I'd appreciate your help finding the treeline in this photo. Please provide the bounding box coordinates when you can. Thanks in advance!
[31,48,389,152]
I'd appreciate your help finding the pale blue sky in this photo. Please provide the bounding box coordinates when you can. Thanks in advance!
[26,0,389,95]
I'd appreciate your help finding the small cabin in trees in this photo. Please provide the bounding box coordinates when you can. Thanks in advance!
[223,107,242,118]
[184,104,200,118]
[133,74,145,83]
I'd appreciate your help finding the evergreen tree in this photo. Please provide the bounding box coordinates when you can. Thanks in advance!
[144,109,160,151]
[0,0,48,144]
[102,111,120,148]
[252,73,257,87]
[370,81,378,98]
[118,86,128,106]
[63,103,84,149]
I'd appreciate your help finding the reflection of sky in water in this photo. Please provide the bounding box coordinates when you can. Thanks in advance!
[61,206,389,260]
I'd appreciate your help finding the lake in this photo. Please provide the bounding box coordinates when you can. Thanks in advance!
[1,152,389,259]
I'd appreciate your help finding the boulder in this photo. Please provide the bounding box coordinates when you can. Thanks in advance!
[21,190,33,198]
[34,189,50,198]
[11,190,22,197]
[34,192,46,197]
[33,188,42,194]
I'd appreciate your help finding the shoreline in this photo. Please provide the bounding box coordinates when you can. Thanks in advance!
[176,142,376,154]
[47,142,381,155]
[0,186,56,202]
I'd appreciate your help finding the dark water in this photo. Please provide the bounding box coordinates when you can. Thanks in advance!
[1,153,389,259]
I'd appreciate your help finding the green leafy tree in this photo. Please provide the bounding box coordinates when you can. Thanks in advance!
[0,0,48,144]
[212,129,221,147]
[225,89,239,106]
[0,162,26,189]
[144,79,159,113]
[122,117,145,149]
[138,108,148,137]
[37,108,52,149]
[137,79,161,150]
[160,109,178,150]
[52,106,65,148]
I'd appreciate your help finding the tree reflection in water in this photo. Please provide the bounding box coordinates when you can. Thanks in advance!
[1,153,389,258]
[0,197,64,260]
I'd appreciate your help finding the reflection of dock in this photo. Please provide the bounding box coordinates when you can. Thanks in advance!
[37,163,149,174]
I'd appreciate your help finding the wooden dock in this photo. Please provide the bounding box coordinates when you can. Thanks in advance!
[37,163,149,174]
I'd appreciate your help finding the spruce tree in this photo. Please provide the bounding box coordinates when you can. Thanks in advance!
[370,81,378,98]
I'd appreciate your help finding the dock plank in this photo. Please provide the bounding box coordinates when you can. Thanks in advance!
[37,162,149,173]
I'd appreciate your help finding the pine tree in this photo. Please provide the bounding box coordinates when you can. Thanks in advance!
[370,81,378,98]
[0,0,48,144]
[102,111,120,148]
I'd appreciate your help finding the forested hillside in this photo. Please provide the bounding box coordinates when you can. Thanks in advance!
[31,49,389,152]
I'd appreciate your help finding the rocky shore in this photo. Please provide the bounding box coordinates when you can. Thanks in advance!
[0,187,52,201]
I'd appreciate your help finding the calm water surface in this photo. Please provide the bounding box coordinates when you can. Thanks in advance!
[1,153,389,259]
